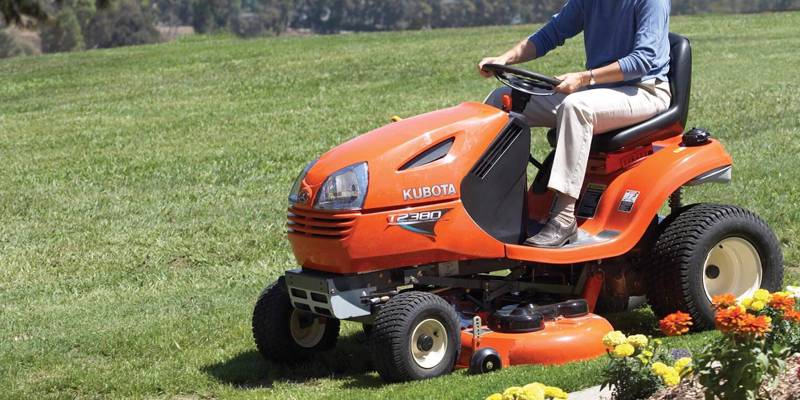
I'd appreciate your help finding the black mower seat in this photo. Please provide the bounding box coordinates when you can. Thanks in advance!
[547,33,692,153]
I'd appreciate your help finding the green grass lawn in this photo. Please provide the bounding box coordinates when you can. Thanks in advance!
[1,11,799,400]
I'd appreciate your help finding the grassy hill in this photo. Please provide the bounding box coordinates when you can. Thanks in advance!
[1,11,799,400]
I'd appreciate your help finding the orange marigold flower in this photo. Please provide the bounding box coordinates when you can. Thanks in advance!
[785,310,800,323]
[769,292,796,314]
[712,294,737,311]
[736,314,772,337]
[715,305,748,335]
[715,305,772,338]
[660,311,693,336]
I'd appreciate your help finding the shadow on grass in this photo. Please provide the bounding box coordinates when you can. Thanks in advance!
[202,333,384,390]
[204,307,666,390]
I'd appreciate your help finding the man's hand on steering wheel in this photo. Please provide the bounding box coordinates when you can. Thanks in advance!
[478,63,563,95]
[554,72,591,94]
[478,56,508,78]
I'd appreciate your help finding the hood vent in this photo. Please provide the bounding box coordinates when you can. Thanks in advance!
[399,137,455,171]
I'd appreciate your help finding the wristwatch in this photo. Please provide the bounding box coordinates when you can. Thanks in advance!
[589,69,597,86]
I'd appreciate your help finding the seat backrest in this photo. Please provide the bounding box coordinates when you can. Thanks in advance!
[589,33,693,153]
[668,33,692,128]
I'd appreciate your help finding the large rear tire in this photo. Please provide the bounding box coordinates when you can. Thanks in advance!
[646,204,783,330]
[252,277,340,363]
[370,291,461,382]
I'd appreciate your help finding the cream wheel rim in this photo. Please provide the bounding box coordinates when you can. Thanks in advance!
[289,310,327,348]
[410,319,448,369]
[702,237,762,301]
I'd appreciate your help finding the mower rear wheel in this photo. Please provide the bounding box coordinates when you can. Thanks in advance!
[370,291,460,382]
[646,204,783,330]
[252,277,340,363]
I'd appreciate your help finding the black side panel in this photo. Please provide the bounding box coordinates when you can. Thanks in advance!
[461,116,530,244]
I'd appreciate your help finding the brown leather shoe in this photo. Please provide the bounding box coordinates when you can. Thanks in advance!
[524,219,578,248]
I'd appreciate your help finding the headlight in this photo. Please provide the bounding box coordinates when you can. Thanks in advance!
[288,159,318,204]
[314,162,368,210]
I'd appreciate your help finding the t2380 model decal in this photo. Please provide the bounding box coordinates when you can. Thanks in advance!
[387,209,451,237]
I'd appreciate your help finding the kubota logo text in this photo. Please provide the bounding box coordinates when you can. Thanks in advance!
[402,184,457,201]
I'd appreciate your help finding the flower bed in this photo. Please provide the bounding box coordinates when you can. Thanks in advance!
[648,354,800,400]
[599,288,800,400]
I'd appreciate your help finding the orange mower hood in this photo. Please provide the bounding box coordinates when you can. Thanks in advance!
[299,102,509,211]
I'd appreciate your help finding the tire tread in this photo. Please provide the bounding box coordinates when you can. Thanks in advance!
[370,291,459,382]
[646,204,783,330]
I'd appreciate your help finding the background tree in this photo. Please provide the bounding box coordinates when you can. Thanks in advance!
[1,0,108,25]
[39,5,84,52]
[84,0,158,48]
[2,0,800,59]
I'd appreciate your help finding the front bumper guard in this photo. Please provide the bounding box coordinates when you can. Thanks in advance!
[285,269,378,320]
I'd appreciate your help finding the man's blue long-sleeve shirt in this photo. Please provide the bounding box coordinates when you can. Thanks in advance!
[529,0,671,84]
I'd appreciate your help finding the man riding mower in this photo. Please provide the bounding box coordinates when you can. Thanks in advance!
[252,0,783,383]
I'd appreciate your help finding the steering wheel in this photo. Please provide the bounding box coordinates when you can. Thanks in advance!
[482,64,563,95]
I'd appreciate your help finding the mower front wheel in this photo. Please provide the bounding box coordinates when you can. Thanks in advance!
[252,277,340,363]
[370,291,461,382]
[647,204,783,330]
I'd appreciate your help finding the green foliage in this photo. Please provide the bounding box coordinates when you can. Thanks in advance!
[696,336,786,400]
[190,0,240,33]
[602,354,664,400]
[230,0,294,37]
[696,292,798,400]
[0,0,48,24]
[39,7,84,53]
[84,0,159,48]
[0,0,109,25]
[70,0,97,32]
[600,336,675,400]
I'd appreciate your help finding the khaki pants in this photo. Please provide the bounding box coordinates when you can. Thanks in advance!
[523,80,672,199]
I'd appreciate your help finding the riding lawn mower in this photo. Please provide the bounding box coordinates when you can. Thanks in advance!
[252,33,783,382]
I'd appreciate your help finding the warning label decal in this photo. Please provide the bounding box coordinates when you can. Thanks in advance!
[618,190,641,213]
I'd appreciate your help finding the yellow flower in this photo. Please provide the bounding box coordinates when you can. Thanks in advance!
[486,394,503,400]
[652,364,681,386]
[662,370,680,386]
[612,343,635,358]
[602,331,627,348]
[502,387,525,400]
[741,297,753,308]
[742,294,769,311]
[653,339,663,346]
[754,289,771,302]
[502,386,545,400]
[651,362,669,376]
[544,386,569,399]
[521,389,544,400]
[751,300,766,311]
[674,357,693,375]
[626,334,649,349]
[521,383,545,400]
